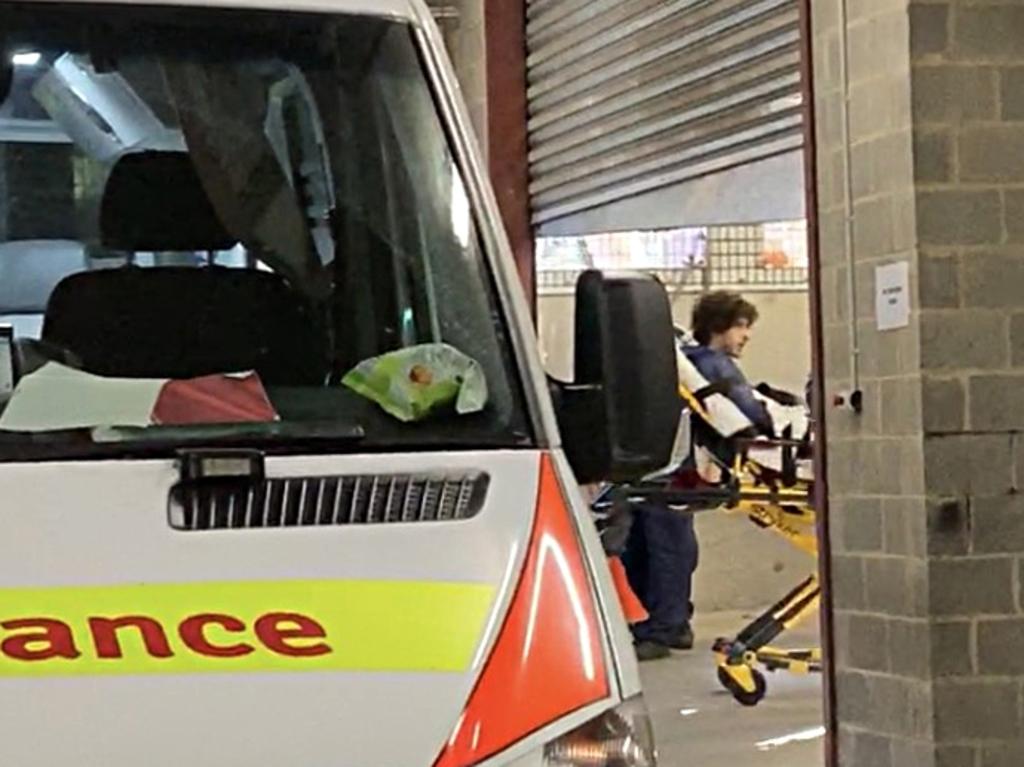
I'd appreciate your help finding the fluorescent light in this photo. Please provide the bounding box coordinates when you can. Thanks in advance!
[755,726,826,752]
[12,52,41,67]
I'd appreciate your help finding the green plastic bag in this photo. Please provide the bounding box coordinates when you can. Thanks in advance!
[342,343,489,423]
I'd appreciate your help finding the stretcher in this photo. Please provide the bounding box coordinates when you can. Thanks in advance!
[708,447,819,707]
[594,344,821,707]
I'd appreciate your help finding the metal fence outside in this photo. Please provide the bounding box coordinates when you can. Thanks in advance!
[536,221,809,295]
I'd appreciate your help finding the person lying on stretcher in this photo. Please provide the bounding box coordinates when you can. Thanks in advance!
[677,291,810,484]
[595,292,809,660]
[593,292,812,651]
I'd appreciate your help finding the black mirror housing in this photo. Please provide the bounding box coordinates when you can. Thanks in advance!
[553,270,681,484]
[0,61,11,106]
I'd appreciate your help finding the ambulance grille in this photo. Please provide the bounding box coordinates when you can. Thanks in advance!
[168,472,489,531]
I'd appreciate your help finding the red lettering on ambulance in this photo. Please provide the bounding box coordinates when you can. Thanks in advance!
[255,613,332,657]
[0,610,332,663]
[0,618,81,660]
[88,616,174,659]
[179,614,254,658]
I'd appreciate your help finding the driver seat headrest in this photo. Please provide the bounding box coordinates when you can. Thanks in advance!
[41,266,329,385]
[100,151,237,253]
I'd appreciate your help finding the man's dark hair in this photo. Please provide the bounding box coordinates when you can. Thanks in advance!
[691,290,759,345]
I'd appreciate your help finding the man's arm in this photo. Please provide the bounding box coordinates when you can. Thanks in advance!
[715,356,775,436]
[755,382,803,407]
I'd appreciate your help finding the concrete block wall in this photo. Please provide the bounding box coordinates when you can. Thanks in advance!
[912,2,1024,763]
[814,0,1024,764]
[813,0,934,762]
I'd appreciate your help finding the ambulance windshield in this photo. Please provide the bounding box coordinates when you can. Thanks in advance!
[0,4,533,460]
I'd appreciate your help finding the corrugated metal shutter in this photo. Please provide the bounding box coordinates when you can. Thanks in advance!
[525,0,805,229]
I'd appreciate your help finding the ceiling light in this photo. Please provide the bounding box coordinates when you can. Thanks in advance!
[12,52,41,67]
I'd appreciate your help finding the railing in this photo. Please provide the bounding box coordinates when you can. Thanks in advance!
[536,222,809,295]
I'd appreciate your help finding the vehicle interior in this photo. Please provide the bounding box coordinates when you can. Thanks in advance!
[0,5,531,457]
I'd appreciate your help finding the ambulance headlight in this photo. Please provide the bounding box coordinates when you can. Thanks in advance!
[543,695,657,766]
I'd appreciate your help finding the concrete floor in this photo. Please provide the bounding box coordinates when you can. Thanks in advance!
[640,611,825,767]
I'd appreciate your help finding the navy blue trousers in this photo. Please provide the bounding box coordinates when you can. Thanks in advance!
[622,500,699,645]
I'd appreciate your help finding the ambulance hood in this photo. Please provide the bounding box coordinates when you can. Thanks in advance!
[0,449,607,767]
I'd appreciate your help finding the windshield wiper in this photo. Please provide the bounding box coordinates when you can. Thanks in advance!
[0,420,366,463]
[91,420,366,447]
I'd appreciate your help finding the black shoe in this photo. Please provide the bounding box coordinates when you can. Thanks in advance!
[669,625,695,651]
[634,640,671,662]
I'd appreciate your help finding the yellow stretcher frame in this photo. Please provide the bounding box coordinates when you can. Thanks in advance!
[619,384,822,706]
[712,462,820,707]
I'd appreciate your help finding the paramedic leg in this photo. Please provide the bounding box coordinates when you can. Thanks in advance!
[629,501,698,656]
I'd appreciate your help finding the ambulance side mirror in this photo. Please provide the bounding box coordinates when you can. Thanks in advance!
[0,61,11,105]
[552,270,681,484]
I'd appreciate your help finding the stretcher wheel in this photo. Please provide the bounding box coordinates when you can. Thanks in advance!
[717,666,767,707]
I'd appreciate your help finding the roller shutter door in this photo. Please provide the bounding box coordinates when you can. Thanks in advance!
[525,0,805,233]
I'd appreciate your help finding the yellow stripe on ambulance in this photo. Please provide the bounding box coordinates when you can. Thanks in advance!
[0,579,494,677]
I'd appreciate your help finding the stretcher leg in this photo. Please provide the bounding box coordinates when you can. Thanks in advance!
[593,437,824,708]
[713,575,821,706]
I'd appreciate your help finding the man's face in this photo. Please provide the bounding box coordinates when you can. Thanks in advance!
[713,319,753,358]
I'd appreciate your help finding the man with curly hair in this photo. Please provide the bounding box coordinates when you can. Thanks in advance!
[626,291,787,661]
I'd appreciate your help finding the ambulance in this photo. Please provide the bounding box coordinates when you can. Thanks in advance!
[0,0,681,764]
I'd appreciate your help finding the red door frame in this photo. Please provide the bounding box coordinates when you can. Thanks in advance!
[483,0,535,313]
[797,1,839,765]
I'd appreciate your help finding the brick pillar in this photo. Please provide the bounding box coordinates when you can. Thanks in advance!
[914,3,1024,765]
[813,0,934,764]
[813,1,1024,765]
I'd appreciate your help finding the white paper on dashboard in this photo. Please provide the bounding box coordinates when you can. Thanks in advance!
[0,362,166,432]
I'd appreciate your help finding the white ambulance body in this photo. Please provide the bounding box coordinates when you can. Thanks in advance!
[0,1,680,765]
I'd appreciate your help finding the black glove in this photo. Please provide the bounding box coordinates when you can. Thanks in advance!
[756,382,802,408]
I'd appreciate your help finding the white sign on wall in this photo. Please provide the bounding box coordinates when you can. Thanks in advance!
[875,261,910,331]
